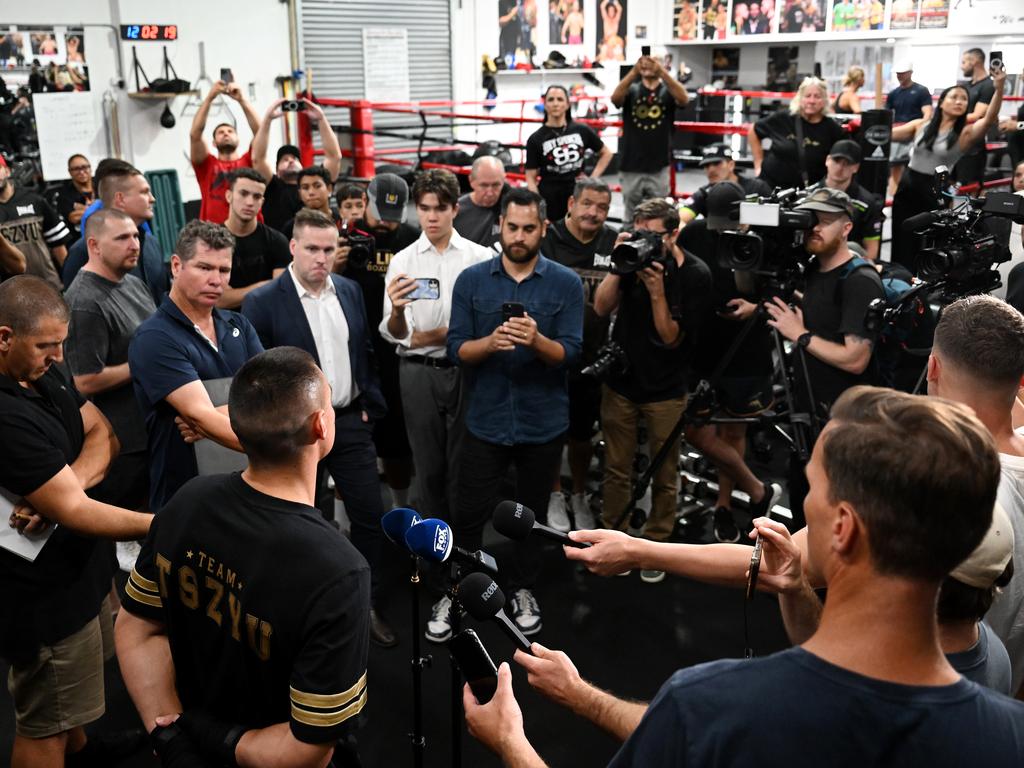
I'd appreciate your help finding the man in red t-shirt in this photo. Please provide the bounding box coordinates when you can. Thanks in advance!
[190,80,261,224]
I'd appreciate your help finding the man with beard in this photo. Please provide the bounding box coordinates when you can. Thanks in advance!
[540,177,618,532]
[955,48,995,189]
[219,169,290,309]
[679,143,771,226]
[763,187,883,525]
[129,220,263,511]
[448,188,584,636]
[252,97,343,231]
[190,80,261,224]
[454,156,507,248]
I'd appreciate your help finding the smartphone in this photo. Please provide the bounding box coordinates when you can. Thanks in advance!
[641,45,651,57]
[746,534,763,602]
[407,277,440,301]
[450,629,498,704]
[281,100,307,112]
[502,301,525,322]
[220,68,234,84]
[813,62,822,78]
[990,51,1004,72]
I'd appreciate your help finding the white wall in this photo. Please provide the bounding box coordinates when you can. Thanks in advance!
[8,0,292,202]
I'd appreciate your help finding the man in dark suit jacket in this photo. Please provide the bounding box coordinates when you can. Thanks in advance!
[242,209,395,647]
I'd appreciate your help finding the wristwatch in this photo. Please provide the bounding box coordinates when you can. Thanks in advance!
[797,332,813,349]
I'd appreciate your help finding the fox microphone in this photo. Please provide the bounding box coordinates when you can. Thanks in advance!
[404,518,499,577]
[458,571,532,653]
[381,507,422,549]
[492,500,591,548]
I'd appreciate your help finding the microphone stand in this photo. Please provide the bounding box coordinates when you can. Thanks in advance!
[447,561,466,768]
[407,555,428,768]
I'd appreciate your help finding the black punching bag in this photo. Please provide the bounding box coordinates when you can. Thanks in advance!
[856,109,892,198]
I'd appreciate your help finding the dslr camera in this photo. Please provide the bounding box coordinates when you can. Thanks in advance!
[610,230,673,274]
[341,223,376,270]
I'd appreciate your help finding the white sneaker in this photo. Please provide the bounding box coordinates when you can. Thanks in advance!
[425,595,453,643]
[116,540,142,572]
[547,492,571,533]
[570,493,595,530]
[509,589,542,635]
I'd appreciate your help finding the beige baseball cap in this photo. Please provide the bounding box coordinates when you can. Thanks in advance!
[950,501,1014,589]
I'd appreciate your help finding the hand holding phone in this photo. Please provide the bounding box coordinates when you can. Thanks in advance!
[990,51,1004,73]
[407,277,440,301]
[450,629,498,704]
[641,45,651,57]
[281,100,307,112]
[501,302,525,323]
[220,68,234,84]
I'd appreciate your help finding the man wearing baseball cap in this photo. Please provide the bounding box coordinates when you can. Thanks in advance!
[252,97,342,231]
[679,143,772,226]
[763,186,884,525]
[804,139,884,260]
[885,61,933,194]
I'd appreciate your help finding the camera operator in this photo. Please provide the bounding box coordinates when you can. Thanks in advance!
[678,143,772,227]
[763,188,883,524]
[593,199,712,582]
[804,139,883,261]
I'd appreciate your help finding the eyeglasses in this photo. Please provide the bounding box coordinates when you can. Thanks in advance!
[69,165,91,172]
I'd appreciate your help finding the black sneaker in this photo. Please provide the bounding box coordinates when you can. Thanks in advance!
[749,481,782,520]
[713,507,741,543]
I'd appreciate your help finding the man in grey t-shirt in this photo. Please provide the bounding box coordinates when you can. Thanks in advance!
[454,156,506,247]
[65,208,156,514]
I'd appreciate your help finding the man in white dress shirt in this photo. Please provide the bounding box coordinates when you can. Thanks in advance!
[381,169,491,642]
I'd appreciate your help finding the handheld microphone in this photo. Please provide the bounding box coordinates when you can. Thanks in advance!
[381,507,422,549]
[492,501,591,548]
[404,519,499,577]
[458,571,532,653]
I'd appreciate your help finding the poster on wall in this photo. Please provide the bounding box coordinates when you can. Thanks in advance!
[549,0,584,48]
[596,0,627,62]
[918,0,950,28]
[0,26,90,91]
[499,0,537,65]
[730,0,776,36]
[889,0,921,29]
[712,47,740,86]
[702,0,729,38]
[779,0,829,32]
[672,0,699,40]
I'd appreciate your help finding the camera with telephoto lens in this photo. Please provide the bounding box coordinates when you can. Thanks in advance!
[342,225,376,270]
[705,183,816,274]
[581,341,627,380]
[610,230,673,274]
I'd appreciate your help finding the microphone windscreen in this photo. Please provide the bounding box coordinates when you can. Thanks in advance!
[382,507,422,547]
[459,571,505,618]
[901,210,939,233]
[492,500,535,541]
[405,518,453,563]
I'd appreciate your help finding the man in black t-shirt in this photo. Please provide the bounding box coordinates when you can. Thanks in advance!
[804,140,884,260]
[252,97,343,231]
[541,177,618,531]
[680,143,773,226]
[611,53,690,221]
[0,155,70,289]
[0,275,151,767]
[957,48,996,188]
[116,348,370,768]
[594,199,711,578]
[220,168,290,309]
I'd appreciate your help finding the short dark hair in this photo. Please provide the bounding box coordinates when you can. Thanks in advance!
[633,198,680,231]
[229,347,326,466]
[297,165,332,188]
[85,207,134,241]
[336,182,367,202]
[212,122,235,136]
[964,48,985,65]
[825,386,1000,582]
[572,176,611,200]
[933,295,1024,392]
[500,187,546,222]
[0,275,69,334]
[66,153,88,168]
[412,169,460,207]
[228,167,267,189]
[293,208,336,237]
[175,219,236,262]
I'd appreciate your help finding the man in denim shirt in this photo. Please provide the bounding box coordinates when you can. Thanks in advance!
[448,188,583,637]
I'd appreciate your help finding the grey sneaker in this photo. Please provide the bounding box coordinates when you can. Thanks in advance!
[640,569,666,584]
[547,492,571,533]
[509,589,542,635]
[570,492,595,530]
[425,595,453,643]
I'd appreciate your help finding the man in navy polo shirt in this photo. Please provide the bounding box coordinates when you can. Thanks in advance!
[447,187,583,637]
[129,220,263,511]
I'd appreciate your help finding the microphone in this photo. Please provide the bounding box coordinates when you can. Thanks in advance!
[404,519,499,577]
[458,572,532,653]
[901,210,942,233]
[492,501,591,548]
[381,507,422,549]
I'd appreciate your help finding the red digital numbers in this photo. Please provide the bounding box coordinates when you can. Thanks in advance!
[165,25,177,40]
[141,25,158,39]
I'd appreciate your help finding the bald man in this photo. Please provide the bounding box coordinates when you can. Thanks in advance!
[454,156,507,248]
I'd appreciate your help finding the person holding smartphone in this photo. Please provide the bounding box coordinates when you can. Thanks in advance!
[447,188,584,640]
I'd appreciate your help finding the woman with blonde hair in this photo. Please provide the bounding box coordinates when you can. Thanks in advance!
[834,66,864,113]
[749,76,845,188]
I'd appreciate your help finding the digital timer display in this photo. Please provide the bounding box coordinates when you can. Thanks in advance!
[120,25,179,41]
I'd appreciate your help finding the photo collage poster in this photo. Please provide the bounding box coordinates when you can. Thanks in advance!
[0,25,90,91]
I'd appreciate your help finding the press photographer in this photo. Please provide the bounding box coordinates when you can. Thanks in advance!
[592,199,712,580]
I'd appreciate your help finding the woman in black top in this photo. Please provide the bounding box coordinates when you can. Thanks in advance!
[749,76,845,190]
[525,85,613,222]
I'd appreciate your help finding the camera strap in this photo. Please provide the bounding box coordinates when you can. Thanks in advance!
[794,117,810,188]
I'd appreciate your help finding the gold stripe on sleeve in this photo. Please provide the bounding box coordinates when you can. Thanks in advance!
[291,688,367,727]
[125,580,162,608]
[130,568,159,592]
[289,671,367,709]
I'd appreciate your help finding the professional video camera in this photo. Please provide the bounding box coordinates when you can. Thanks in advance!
[610,230,672,274]
[705,182,816,274]
[341,222,376,270]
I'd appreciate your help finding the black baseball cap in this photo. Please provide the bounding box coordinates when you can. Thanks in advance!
[796,187,856,219]
[699,143,736,167]
[828,139,862,164]
[367,173,409,223]
[277,144,301,164]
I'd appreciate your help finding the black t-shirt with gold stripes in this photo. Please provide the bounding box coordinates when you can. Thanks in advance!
[122,472,370,744]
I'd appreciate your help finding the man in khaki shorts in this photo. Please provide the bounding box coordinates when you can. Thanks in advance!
[0,275,151,767]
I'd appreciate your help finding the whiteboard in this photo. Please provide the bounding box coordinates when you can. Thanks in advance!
[33,91,108,182]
